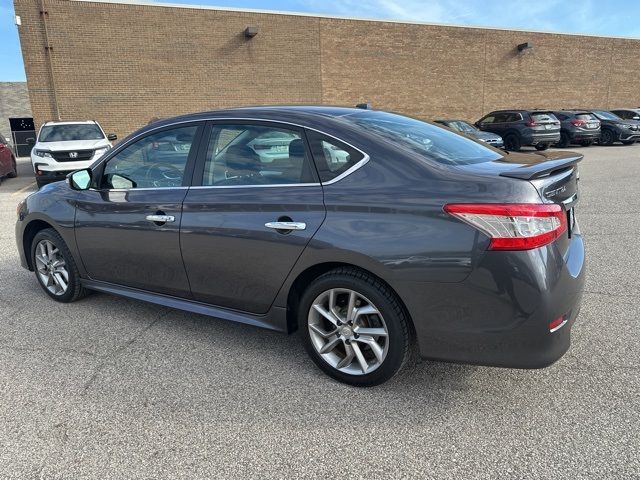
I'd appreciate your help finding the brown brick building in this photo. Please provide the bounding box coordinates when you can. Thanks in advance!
[14,0,640,139]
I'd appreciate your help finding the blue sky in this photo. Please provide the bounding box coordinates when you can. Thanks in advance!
[2,0,640,81]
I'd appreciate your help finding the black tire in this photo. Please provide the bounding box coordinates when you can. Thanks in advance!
[503,134,521,152]
[7,158,17,178]
[35,177,45,189]
[622,140,636,145]
[580,140,593,147]
[600,129,614,146]
[299,267,412,387]
[556,132,570,148]
[31,228,89,303]
[535,144,550,151]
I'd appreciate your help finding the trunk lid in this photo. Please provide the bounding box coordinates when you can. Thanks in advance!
[458,150,582,206]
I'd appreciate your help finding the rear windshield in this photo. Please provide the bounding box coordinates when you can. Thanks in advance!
[345,111,502,166]
[531,113,559,122]
[593,111,621,121]
[39,124,104,142]
[575,113,597,121]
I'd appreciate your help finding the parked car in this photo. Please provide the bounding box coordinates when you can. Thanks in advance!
[434,119,504,148]
[588,110,640,145]
[609,108,640,121]
[551,111,601,147]
[475,110,561,151]
[0,132,18,181]
[30,120,117,188]
[16,107,585,386]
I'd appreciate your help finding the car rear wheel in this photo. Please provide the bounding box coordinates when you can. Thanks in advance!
[31,228,88,303]
[299,267,412,386]
[600,129,614,146]
[556,133,570,148]
[7,158,17,178]
[535,144,550,151]
[503,134,521,152]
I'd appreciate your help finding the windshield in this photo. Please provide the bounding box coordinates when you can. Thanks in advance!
[346,111,502,166]
[39,124,104,142]
[592,111,621,121]
[447,121,477,133]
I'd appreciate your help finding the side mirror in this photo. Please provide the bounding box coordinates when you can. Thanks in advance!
[26,138,36,145]
[67,169,92,190]
[474,122,481,128]
[107,133,118,141]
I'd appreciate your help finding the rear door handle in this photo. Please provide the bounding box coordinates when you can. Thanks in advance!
[265,221,306,231]
[146,214,175,223]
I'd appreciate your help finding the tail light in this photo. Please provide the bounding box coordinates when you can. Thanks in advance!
[526,120,537,127]
[571,119,587,127]
[444,203,568,251]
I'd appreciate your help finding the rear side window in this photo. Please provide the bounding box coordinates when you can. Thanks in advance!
[306,131,363,182]
[575,113,597,121]
[505,113,522,122]
[201,124,317,186]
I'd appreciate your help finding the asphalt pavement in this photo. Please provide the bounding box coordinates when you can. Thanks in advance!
[0,146,638,479]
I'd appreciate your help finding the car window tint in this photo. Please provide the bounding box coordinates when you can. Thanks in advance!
[481,116,495,124]
[202,124,316,186]
[102,125,198,189]
[305,132,363,182]
[39,124,104,142]
[576,113,596,121]
[531,113,556,122]
[344,110,503,167]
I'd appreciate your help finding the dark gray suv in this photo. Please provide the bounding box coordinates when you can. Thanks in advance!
[476,110,561,151]
[16,107,585,386]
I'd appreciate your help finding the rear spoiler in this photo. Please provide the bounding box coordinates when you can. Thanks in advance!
[499,153,583,180]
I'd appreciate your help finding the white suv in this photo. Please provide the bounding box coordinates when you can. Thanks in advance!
[31,120,117,188]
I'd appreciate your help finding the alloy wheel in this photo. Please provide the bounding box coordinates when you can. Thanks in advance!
[308,288,389,375]
[34,239,70,296]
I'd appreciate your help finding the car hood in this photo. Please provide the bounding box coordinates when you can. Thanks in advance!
[472,131,502,141]
[35,139,109,151]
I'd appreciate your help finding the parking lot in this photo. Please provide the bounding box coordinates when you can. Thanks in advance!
[0,146,638,479]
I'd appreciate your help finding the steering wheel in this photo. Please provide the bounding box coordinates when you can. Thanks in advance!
[143,163,183,187]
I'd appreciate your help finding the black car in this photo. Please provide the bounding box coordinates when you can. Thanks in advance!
[475,110,561,151]
[551,111,601,147]
[609,109,640,122]
[16,107,585,386]
[434,119,504,148]
[589,110,640,145]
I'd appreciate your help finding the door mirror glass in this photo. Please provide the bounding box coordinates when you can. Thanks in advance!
[107,133,118,141]
[68,169,92,190]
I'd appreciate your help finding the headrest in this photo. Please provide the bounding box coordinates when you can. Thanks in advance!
[288,138,305,157]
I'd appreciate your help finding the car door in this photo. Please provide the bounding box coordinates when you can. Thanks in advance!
[180,121,325,314]
[74,122,204,297]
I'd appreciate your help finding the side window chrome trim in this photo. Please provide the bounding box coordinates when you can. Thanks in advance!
[189,183,321,190]
[94,117,370,187]
[89,186,190,192]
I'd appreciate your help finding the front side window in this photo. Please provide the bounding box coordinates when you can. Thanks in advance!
[101,125,198,189]
[201,124,316,186]
[39,124,104,142]
[593,111,621,121]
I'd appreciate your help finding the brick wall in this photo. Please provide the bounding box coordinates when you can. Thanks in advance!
[14,0,640,139]
[0,82,32,141]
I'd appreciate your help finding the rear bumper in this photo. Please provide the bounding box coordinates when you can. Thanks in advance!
[399,231,585,369]
[524,132,561,146]
[567,130,600,141]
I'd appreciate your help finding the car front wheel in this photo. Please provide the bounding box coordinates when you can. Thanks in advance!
[535,144,550,151]
[299,268,412,386]
[7,158,17,178]
[31,228,88,303]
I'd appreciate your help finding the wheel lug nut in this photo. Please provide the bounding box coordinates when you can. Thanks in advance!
[345,339,351,345]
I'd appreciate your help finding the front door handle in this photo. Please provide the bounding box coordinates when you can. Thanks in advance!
[265,221,306,231]
[146,214,175,223]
